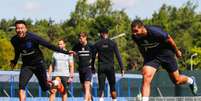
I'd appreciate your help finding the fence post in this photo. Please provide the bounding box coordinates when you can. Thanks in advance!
[128,79,131,97]
[10,75,14,97]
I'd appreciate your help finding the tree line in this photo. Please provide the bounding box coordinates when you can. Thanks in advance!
[0,0,201,72]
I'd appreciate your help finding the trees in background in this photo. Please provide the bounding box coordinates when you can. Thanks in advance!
[0,0,200,71]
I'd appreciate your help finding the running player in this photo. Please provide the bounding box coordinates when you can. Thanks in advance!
[72,32,94,101]
[48,39,74,101]
[10,20,73,101]
[131,19,198,101]
[92,28,124,101]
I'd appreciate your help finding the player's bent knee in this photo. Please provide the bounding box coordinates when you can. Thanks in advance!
[173,77,182,85]
[143,74,153,83]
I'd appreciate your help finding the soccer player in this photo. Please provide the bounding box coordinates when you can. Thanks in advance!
[72,32,94,101]
[48,39,74,101]
[131,19,198,101]
[10,20,72,101]
[92,28,124,101]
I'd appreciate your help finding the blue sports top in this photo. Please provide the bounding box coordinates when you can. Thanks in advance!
[92,38,124,69]
[73,42,94,70]
[11,32,69,66]
[132,25,174,57]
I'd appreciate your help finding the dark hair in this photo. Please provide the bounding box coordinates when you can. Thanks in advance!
[99,28,108,33]
[15,20,27,27]
[131,19,144,28]
[79,32,88,37]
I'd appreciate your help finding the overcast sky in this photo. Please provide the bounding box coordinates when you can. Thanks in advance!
[0,0,200,23]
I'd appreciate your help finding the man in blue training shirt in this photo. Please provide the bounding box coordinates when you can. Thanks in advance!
[131,19,198,101]
[10,20,73,101]
[73,32,94,101]
[92,28,124,101]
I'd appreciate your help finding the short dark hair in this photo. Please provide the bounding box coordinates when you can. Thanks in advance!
[15,20,27,27]
[131,19,144,28]
[99,28,108,33]
[79,32,88,38]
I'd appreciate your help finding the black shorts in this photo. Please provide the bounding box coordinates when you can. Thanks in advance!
[98,64,116,92]
[52,76,69,90]
[19,63,50,91]
[144,49,178,72]
[79,68,92,84]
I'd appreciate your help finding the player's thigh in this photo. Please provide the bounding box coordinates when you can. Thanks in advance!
[98,71,106,90]
[60,76,69,90]
[141,65,157,81]
[106,68,116,86]
[19,66,34,89]
[34,64,49,90]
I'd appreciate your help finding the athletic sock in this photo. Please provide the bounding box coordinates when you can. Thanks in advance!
[187,77,193,84]
[99,97,104,101]
[142,97,149,101]
[112,99,117,101]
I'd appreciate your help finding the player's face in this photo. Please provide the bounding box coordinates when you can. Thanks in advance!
[79,35,87,45]
[15,23,27,38]
[131,25,144,36]
[100,32,108,39]
[58,40,65,49]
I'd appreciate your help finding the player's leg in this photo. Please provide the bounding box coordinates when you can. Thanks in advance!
[168,70,197,95]
[34,64,50,91]
[160,51,198,95]
[84,81,92,101]
[19,66,34,101]
[49,76,58,101]
[60,76,68,101]
[141,65,157,101]
[106,67,116,101]
[83,69,93,101]
[49,88,57,101]
[98,70,106,101]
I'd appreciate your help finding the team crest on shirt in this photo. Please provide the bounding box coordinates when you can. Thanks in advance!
[23,50,27,53]
[82,47,85,51]
[143,40,149,44]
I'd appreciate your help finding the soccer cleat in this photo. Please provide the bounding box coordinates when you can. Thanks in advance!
[189,76,198,95]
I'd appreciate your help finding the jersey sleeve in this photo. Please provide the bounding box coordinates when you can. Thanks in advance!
[51,52,56,65]
[91,43,98,68]
[113,41,124,69]
[31,33,69,54]
[10,37,20,65]
[149,26,168,42]
[68,55,74,63]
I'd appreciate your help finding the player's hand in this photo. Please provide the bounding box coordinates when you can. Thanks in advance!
[176,49,182,58]
[10,60,16,70]
[68,51,76,56]
[121,68,125,77]
[67,77,73,83]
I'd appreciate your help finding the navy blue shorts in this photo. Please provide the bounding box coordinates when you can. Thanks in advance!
[144,49,178,72]
[98,64,116,92]
[19,63,50,91]
[79,67,92,84]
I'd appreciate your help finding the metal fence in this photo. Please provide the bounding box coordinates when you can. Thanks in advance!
[1,70,201,101]
[0,71,142,97]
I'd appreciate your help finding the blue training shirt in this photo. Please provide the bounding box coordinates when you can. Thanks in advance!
[11,32,69,66]
[132,25,173,57]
